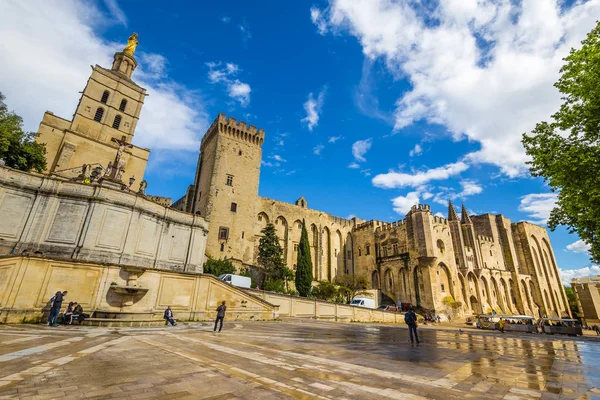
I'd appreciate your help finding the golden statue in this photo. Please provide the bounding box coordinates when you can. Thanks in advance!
[123,33,139,56]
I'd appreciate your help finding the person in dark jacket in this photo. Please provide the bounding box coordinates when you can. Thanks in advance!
[214,301,226,332]
[70,302,84,325]
[405,307,420,344]
[48,291,67,327]
[164,306,176,326]
[62,302,74,325]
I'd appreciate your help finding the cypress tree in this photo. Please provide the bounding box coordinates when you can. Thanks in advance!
[257,223,286,285]
[295,219,313,297]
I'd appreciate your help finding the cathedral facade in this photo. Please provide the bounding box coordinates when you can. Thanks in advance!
[174,114,570,318]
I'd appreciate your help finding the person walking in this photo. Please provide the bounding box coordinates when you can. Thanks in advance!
[163,306,176,326]
[404,307,419,344]
[48,291,67,327]
[214,301,226,332]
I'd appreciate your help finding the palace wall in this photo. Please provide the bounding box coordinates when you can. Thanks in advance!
[0,166,208,273]
[0,256,276,324]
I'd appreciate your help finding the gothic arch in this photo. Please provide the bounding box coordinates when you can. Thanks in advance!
[372,270,380,290]
[521,280,532,313]
[384,268,394,293]
[275,216,288,261]
[323,227,332,281]
[480,276,492,309]
[399,267,410,301]
[499,278,511,313]
[437,263,454,299]
[458,273,468,306]
[490,277,503,312]
[345,232,353,275]
[334,230,343,279]
[310,223,319,279]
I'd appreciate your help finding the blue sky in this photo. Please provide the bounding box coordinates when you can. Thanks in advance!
[1,0,600,282]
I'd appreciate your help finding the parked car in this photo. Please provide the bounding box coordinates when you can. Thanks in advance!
[377,305,397,312]
[218,274,251,289]
[350,297,376,309]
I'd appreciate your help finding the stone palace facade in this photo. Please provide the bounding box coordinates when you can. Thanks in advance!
[173,114,570,318]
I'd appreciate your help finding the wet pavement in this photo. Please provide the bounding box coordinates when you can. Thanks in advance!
[0,320,598,399]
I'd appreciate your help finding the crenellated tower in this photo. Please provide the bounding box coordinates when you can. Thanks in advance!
[190,114,265,261]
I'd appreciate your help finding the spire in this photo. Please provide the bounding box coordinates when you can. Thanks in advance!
[461,203,472,224]
[448,200,459,221]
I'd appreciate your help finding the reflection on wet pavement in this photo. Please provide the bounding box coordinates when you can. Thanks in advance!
[0,320,598,399]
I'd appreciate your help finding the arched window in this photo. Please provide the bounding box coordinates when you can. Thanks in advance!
[119,99,127,111]
[101,91,109,104]
[94,107,104,122]
[112,115,122,129]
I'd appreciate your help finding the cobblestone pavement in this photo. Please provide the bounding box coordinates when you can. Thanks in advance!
[0,320,599,400]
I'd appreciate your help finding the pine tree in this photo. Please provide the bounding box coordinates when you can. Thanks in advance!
[257,223,286,285]
[295,219,313,297]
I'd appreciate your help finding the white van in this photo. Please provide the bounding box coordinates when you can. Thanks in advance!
[350,297,376,309]
[218,274,251,289]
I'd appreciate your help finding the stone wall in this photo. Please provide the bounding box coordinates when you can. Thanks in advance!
[0,166,208,273]
[0,256,277,324]
[246,289,404,323]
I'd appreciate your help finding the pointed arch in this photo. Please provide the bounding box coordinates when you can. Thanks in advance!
[372,270,380,290]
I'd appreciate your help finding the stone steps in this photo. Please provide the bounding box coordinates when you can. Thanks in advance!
[81,318,170,327]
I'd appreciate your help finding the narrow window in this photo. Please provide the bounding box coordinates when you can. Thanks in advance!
[230,202,237,212]
[358,248,362,256]
[226,175,233,186]
[218,227,229,240]
[119,99,127,112]
[366,245,370,255]
[112,115,122,129]
[241,232,245,239]
[238,150,243,156]
[220,243,225,252]
[258,215,262,222]
[101,90,109,104]
[294,243,299,252]
[393,243,398,255]
[441,284,445,292]
[94,107,104,122]
[347,250,352,260]
[490,250,493,256]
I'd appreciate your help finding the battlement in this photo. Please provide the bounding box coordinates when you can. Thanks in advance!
[477,235,495,243]
[433,216,448,225]
[374,220,406,233]
[200,113,265,149]
[409,204,431,213]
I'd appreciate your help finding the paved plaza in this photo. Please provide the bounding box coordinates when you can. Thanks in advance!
[0,321,599,400]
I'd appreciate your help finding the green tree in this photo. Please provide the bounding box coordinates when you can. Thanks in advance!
[203,256,236,276]
[564,286,576,303]
[335,274,369,303]
[522,21,600,263]
[257,223,287,286]
[295,219,313,297]
[0,92,46,172]
[312,280,338,301]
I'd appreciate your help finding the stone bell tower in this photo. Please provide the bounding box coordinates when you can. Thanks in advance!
[35,33,149,191]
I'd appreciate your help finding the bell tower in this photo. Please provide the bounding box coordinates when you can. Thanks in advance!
[35,33,150,191]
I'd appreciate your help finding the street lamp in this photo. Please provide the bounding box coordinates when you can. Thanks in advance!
[128,175,135,188]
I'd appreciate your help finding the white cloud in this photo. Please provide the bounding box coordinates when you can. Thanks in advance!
[221,16,231,23]
[328,135,342,143]
[372,161,469,189]
[270,155,286,163]
[348,162,360,169]
[566,240,591,254]
[434,212,444,218]
[433,179,483,205]
[0,1,208,154]
[311,6,328,35]
[409,144,422,157]
[239,21,252,44]
[351,138,372,162]
[102,0,127,26]
[560,266,600,285]
[313,0,600,177]
[301,88,326,131]
[206,62,251,107]
[518,193,558,225]
[313,145,325,155]
[361,168,371,177]
[392,191,420,215]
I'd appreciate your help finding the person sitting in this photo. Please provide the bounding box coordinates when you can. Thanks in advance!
[164,306,176,326]
[62,302,74,324]
[69,302,84,325]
